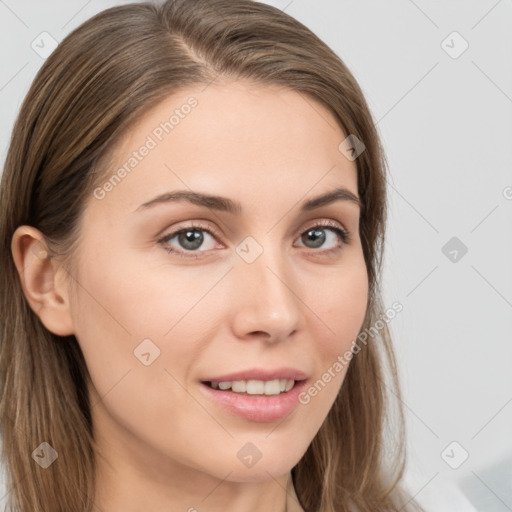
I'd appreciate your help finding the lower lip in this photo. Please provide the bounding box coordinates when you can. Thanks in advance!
[199,380,308,423]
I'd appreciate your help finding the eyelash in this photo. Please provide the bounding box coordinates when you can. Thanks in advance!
[157,220,352,259]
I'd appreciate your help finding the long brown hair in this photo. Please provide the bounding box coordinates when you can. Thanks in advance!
[0,1,424,511]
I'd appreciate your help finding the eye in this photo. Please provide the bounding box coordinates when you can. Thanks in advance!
[294,220,351,253]
[157,222,219,258]
[157,219,351,259]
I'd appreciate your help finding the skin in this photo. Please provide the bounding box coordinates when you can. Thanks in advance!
[12,79,368,512]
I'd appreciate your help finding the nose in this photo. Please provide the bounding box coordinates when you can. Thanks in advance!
[230,249,301,344]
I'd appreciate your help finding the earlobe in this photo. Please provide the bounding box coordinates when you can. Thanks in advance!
[11,225,75,336]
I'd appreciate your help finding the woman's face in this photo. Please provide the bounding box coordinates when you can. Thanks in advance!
[68,79,368,491]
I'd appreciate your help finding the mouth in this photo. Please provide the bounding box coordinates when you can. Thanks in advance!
[201,378,299,396]
[198,376,309,422]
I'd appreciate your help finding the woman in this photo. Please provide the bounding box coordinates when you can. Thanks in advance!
[0,1,425,511]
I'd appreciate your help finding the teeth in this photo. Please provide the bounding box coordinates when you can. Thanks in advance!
[232,380,246,393]
[209,379,295,395]
[246,380,265,394]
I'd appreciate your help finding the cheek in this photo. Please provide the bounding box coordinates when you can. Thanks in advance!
[68,250,216,436]
[72,240,219,336]
[68,246,230,391]
[313,258,369,354]
[300,255,368,408]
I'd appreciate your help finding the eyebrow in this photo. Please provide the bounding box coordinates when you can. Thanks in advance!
[134,186,361,214]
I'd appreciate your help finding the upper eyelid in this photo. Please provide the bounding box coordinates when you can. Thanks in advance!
[161,218,348,237]
[161,221,220,240]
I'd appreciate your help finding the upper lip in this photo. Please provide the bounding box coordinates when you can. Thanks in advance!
[201,367,308,383]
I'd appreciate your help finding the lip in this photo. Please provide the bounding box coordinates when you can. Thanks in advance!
[199,379,308,422]
[200,367,308,384]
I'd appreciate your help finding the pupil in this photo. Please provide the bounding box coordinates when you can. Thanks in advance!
[303,228,325,248]
[179,230,203,250]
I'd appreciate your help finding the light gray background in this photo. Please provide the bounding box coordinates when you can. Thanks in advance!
[1,1,511,511]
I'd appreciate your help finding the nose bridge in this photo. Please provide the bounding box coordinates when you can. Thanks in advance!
[231,239,301,341]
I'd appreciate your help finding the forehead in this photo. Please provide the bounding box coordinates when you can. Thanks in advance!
[89,79,358,217]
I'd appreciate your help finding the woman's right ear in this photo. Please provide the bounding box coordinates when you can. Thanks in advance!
[11,225,75,336]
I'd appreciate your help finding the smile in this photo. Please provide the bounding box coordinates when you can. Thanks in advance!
[204,378,296,395]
